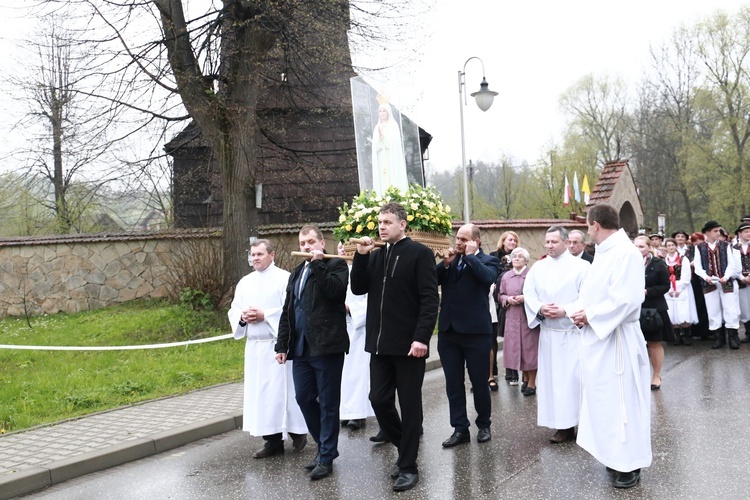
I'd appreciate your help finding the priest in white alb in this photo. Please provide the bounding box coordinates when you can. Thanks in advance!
[523,226,589,444]
[563,204,652,490]
[229,239,307,459]
[338,244,375,429]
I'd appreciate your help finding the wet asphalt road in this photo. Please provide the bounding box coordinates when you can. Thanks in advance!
[21,340,750,499]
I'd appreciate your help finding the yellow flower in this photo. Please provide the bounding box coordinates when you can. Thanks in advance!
[367,221,375,230]
[345,224,352,231]
[356,224,363,233]
[407,214,414,221]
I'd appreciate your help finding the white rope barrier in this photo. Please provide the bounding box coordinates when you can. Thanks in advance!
[0,333,234,351]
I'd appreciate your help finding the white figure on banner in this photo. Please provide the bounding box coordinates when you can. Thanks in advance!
[371,94,408,194]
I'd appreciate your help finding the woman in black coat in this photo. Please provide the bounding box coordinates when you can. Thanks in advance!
[634,236,674,390]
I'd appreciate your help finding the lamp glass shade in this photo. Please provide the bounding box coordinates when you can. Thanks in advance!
[471,77,498,112]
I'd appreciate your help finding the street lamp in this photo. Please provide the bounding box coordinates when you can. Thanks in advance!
[458,57,498,223]
[657,213,666,236]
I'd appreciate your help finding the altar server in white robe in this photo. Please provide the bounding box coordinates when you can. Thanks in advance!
[564,204,652,490]
[229,239,307,459]
[338,251,375,429]
[524,226,589,444]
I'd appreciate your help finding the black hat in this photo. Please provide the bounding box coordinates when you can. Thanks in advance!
[737,222,750,234]
[742,215,750,222]
[648,233,664,240]
[671,230,689,239]
[702,221,721,233]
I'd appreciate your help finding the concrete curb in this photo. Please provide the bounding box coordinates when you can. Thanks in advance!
[0,413,242,500]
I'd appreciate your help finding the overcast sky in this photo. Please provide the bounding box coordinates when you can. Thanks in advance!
[1,0,748,175]
[364,0,750,174]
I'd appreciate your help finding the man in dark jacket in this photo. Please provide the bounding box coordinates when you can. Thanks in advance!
[437,224,501,447]
[350,202,439,493]
[276,225,349,481]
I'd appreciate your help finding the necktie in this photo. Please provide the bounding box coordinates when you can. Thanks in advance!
[298,263,309,299]
[457,256,464,271]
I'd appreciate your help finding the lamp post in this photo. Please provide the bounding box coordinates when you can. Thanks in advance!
[458,57,498,223]
[657,213,666,236]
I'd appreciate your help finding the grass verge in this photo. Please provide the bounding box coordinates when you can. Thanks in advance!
[0,299,242,433]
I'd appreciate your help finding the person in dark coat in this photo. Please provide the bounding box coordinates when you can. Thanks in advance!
[350,202,439,493]
[436,224,501,447]
[276,225,350,481]
[567,229,595,263]
[634,235,673,390]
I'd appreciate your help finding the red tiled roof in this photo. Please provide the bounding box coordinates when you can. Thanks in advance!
[453,218,587,230]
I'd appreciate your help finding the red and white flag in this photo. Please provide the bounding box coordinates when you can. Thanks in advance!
[563,175,571,206]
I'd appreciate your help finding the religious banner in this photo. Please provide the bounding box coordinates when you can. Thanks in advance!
[350,76,425,194]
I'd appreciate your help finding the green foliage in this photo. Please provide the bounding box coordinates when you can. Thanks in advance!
[0,300,241,432]
[180,287,215,311]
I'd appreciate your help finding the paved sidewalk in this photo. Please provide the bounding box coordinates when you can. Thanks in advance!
[0,335,451,499]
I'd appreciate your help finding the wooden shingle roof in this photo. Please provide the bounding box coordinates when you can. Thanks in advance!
[588,160,628,205]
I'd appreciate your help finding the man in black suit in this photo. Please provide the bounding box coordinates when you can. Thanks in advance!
[436,224,501,447]
[567,229,594,263]
[351,202,439,493]
[276,225,350,481]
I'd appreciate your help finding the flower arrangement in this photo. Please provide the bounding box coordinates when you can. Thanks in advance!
[333,184,453,242]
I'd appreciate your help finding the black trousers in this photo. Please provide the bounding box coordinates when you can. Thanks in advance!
[293,351,345,464]
[438,329,492,431]
[369,354,425,474]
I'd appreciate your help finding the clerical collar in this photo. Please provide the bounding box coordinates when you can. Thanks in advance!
[258,263,276,273]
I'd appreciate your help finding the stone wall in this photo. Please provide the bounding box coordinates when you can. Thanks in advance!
[0,231,220,318]
[0,220,591,318]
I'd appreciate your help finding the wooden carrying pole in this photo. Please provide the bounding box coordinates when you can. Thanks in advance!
[347,238,386,247]
[291,251,353,261]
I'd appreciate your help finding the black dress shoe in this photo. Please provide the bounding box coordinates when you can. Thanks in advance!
[442,430,470,448]
[253,442,284,458]
[304,460,318,471]
[291,433,307,452]
[390,463,400,479]
[393,472,419,492]
[309,462,333,480]
[613,469,640,488]
[549,428,575,443]
[347,419,364,430]
[477,428,491,443]
[522,387,536,396]
[370,429,388,443]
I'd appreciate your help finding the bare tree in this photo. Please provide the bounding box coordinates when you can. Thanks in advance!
[22,0,427,294]
[7,13,136,234]
[559,73,631,166]
[693,6,750,218]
